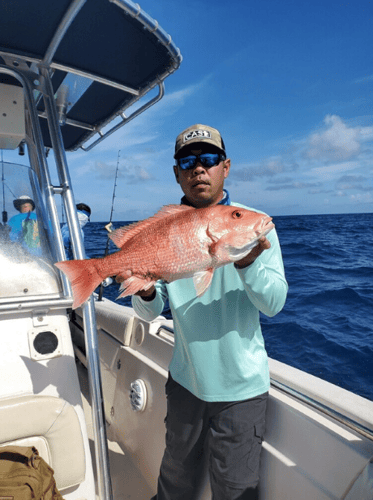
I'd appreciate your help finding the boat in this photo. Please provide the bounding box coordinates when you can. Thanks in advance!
[0,1,372,499]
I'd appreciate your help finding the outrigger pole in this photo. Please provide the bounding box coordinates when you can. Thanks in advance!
[98,150,120,301]
[98,150,121,301]
[107,150,121,233]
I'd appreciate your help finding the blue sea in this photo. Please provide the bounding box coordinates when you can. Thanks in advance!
[84,212,373,402]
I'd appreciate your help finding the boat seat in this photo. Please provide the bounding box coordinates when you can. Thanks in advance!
[0,394,85,490]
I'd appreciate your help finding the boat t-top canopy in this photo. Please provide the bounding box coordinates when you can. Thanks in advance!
[0,0,182,151]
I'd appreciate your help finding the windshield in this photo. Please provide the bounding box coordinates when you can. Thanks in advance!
[0,161,61,300]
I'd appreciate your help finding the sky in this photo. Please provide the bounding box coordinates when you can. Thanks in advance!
[3,0,373,221]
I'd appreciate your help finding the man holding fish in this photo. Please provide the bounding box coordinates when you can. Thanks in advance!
[132,125,288,500]
[56,124,288,499]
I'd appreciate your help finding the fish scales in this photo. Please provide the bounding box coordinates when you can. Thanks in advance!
[55,204,274,309]
[104,207,210,281]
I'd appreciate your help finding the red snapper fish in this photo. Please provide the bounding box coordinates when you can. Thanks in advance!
[55,204,274,309]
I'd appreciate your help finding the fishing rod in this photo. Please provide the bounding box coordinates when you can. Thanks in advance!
[98,150,121,301]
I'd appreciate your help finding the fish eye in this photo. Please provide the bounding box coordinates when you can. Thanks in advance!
[232,210,243,219]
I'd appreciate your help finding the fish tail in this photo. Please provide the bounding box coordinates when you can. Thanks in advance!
[55,258,103,309]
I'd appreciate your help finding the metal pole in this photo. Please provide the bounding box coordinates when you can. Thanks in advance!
[82,82,165,151]
[40,67,113,500]
[42,0,87,66]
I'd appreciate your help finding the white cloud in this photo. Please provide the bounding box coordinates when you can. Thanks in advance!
[266,180,322,191]
[75,159,154,183]
[310,161,360,180]
[336,174,371,192]
[229,157,298,182]
[353,75,373,84]
[306,115,361,161]
[360,126,373,141]
[349,192,373,204]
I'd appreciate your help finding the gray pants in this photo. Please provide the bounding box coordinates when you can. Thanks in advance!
[152,374,268,500]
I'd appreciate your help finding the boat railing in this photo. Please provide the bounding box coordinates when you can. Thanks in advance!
[268,357,373,443]
[153,323,373,442]
[80,82,165,151]
[271,378,373,442]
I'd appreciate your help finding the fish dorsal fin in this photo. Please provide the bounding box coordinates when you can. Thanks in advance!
[109,204,194,248]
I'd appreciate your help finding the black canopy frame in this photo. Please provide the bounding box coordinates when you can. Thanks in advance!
[0,0,182,151]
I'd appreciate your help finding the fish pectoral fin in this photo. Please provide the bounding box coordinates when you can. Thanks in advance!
[226,225,274,260]
[117,276,156,298]
[206,223,219,243]
[209,231,259,261]
[116,270,132,284]
[226,240,258,260]
[193,269,214,297]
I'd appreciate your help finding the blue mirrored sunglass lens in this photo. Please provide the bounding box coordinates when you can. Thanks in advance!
[178,156,197,169]
[199,154,220,166]
[178,154,221,170]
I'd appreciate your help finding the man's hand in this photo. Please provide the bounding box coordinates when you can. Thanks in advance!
[234,236,271,269]
[115,272,156,298]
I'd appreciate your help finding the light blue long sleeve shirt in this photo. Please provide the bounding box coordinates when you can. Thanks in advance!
[132,202,288,402]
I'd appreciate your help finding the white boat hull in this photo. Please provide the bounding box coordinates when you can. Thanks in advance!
[71,297,373,499]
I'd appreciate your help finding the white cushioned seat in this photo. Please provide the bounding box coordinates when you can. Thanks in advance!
[0,395,85,489]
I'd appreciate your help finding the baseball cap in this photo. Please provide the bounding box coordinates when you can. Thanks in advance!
[174,124,226,159]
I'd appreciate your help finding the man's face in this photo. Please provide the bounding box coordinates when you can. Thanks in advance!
[173,145,230,208]
[19,202,33,213]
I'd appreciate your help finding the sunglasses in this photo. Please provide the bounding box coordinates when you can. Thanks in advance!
[176,153,226,170]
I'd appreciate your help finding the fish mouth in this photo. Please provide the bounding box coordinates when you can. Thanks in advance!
[258,216,275,236]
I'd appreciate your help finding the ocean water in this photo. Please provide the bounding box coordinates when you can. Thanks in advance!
[84,212,373,402]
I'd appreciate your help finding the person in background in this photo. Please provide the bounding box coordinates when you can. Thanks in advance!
[61,203,91,260]
[132,124,288,499]
[8,195,41,255]
[61,203,113,288]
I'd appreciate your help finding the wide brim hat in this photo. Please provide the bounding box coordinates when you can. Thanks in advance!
[174,124,226,159]
[13,195,35,211]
